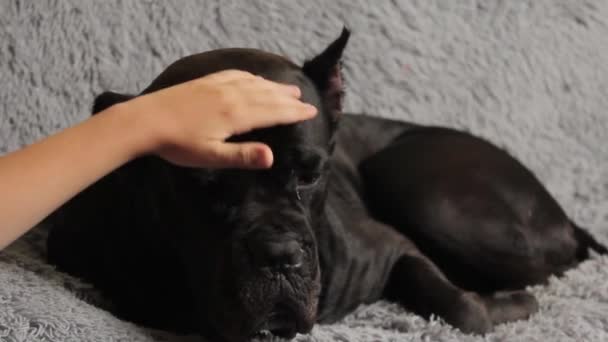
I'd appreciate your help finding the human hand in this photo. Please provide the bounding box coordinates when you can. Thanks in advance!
[123,69,317,169]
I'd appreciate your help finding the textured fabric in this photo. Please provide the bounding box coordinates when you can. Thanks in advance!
[1,0,608,341]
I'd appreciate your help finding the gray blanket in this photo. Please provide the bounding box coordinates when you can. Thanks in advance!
[1,1,607,341]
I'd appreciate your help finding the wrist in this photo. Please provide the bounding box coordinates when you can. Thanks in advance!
[105,99,164,159]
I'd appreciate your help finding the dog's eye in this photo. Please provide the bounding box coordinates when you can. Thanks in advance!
[296,172,321,188]
[290,170,321,201]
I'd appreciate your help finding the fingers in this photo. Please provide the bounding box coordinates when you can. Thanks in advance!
[229,100,317,135]
[257,99,318,126]
[204,141,274,169]
[204,73,317,135]
[198,69,258,84]
[255,78,302,98]
[222,74,303,99]
[202,70,302,98]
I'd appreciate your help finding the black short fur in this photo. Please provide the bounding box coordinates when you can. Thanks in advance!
[47,29,606,342]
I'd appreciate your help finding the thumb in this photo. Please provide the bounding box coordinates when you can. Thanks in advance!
[207,142,274,169]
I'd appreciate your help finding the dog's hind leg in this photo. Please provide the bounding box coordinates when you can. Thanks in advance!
[359,127,604,292]
[385,241,538,334]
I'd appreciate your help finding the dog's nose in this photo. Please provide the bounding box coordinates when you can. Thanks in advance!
[249,239,304,271]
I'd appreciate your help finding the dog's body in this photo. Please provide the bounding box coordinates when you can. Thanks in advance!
[47,30,606,341]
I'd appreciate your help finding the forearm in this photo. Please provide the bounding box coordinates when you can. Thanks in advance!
[0,103,154,249]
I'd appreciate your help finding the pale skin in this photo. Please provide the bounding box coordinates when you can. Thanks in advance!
[0,70,317,250]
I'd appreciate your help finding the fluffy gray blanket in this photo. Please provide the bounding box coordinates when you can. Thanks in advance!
[1,1,607,341]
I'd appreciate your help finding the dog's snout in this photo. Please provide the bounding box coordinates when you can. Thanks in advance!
[249,238,304,271]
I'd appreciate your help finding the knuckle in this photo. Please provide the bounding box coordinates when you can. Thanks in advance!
[235,148,250,165]
[259,88,277,102]
[217,69,237,77]
[227,69,253,81]
[221,102,240,121]
[222,103,240,121]
[222,90,249,121]
[216,87,235,109]
[204,85,221,98]
[223,69,242,78]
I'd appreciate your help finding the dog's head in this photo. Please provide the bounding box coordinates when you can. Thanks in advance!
[93,29,349,341]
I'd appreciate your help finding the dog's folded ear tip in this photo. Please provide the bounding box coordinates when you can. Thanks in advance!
[340,26,351,38]
[303,27,351,70]
[331,27,350,53]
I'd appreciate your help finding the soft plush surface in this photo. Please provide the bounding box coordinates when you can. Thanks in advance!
[1,0,608,341]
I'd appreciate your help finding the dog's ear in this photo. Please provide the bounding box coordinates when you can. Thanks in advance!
[92,91,135,115]
[302,27,350,126]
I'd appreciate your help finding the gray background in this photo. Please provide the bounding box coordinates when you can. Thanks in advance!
[1,0,607,341]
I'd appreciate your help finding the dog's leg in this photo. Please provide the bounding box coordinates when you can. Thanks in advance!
[360,127,608,293]
[384,247,538,334]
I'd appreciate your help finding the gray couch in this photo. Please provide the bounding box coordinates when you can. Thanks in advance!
[1,1,607,341]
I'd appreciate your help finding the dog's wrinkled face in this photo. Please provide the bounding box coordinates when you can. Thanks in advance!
[94,29,349,341]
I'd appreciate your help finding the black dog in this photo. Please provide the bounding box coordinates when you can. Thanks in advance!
[47,29,607,341]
